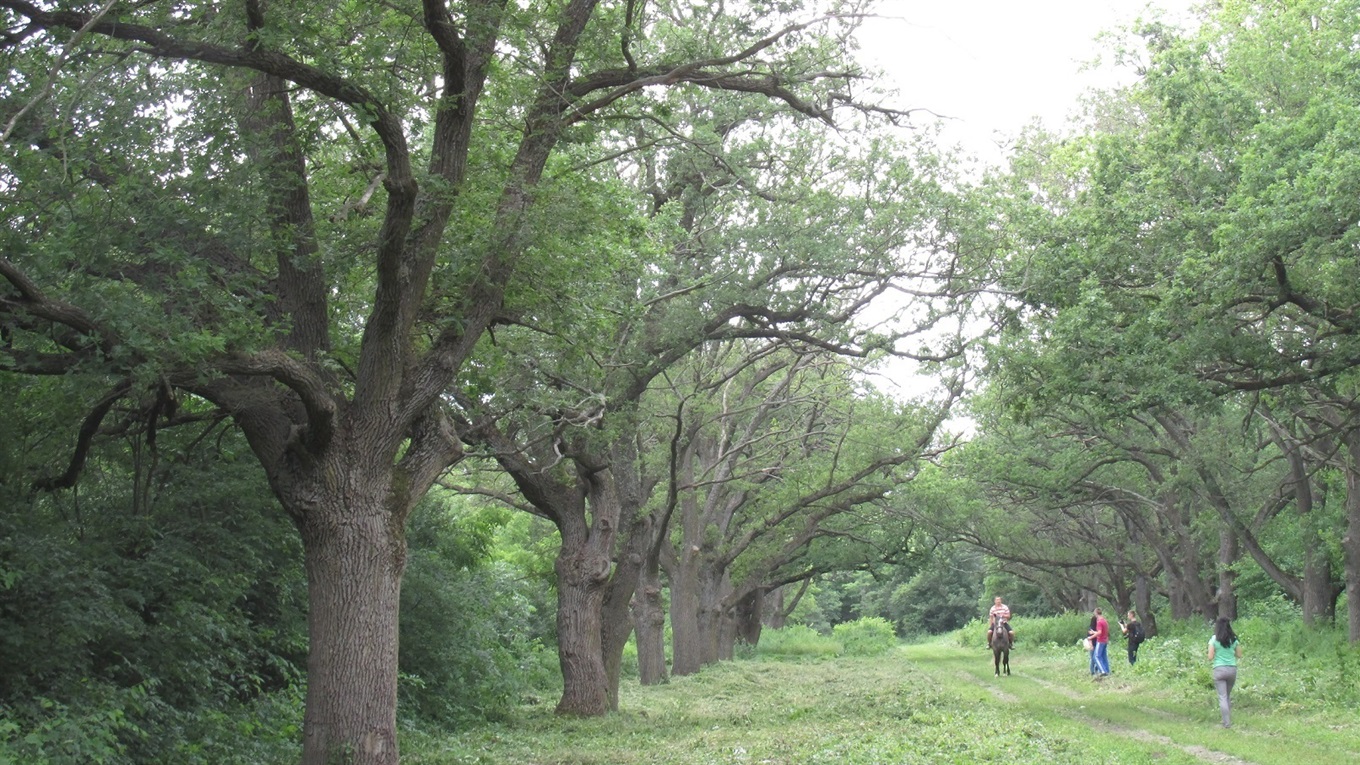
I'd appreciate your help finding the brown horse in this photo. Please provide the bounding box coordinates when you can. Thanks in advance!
[990,621,1012,677]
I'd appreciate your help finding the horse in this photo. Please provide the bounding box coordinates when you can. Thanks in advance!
[989,620,1012,677]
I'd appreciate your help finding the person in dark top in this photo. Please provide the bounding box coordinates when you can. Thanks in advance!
[1087,615,1098,676]
[1120,610,1145,665]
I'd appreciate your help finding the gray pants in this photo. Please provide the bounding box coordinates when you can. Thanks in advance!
[1213,665,1237,727]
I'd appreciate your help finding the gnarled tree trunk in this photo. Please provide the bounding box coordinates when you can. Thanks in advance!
[667,545,704,676]
[632,560,669,685]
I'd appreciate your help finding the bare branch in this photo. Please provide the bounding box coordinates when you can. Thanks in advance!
[1,256,117,355]
[0,0,118,142]
[32,377,132,491]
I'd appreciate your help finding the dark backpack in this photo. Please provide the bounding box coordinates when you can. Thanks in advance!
[1130,623,1145,642]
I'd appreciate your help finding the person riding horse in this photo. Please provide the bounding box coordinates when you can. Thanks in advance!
[986,596,1015,645]
[989,612,1014,677]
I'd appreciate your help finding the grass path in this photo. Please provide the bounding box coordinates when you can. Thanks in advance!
[902,641,1359,765]
[410,641,1360,765]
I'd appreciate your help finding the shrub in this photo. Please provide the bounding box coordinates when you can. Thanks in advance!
[953,612,1108,650]
[754,625,842,657]
[1015,613,1097,647]
[832,617,898,657]
[399,499,555,725]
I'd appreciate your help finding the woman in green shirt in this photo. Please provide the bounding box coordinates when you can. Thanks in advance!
[1206,617,1243,728]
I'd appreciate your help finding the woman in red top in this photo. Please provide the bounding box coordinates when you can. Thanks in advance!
[1089,608,1110,677]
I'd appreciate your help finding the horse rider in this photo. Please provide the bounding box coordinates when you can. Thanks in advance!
[986,596,1015,644]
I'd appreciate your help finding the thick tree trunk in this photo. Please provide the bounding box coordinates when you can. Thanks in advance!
[1153,498,1216,620]
[733,588,763,647]
[695,566,731,666]
[716,606,737,661]
[601,506,650,710]
[765,586,788,630]
[1300,511,1336,625]
[668,552,703,676]
[1274,421,1336,625]
[295,489,406,765]
[632,560,668,685]
[552,464,626,717]
[554,547,610,716]
[1346,432,1360,643]
[1134,573,1155,636]
[1217,527,1238,620]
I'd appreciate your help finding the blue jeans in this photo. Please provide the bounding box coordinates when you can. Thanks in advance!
[1093,642,1110,675]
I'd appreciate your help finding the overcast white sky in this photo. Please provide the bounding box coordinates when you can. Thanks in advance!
[857,0,1201,163]
[854,2,1204,406]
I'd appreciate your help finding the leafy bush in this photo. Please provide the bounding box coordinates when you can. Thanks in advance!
[399,499,556,725]
[1013,612,1096,647]
[1080,615,1360,712]
[954,612,1108,650]
[832,617,898,657]
[0,431,308,765]
[754,625,842,657]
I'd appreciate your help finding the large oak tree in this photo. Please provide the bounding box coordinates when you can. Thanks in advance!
[0,0,883,760]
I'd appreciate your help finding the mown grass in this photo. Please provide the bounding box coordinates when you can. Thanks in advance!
[398,625,1360,765]
[912,637,1359,765]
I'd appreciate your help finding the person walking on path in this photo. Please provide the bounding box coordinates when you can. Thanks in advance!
[1120,610,1145,665]
[1089,608,1110,678]
[1208,617,1242,728]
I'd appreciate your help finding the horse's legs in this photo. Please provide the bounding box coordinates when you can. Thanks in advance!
[993,649,1000,677]
[1003,649,1010,676]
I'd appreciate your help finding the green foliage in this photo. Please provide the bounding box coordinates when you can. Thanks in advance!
[831,617,898,657]
[751,625,842,658]
[810,547,984,638]
[890,548,985,635]
[1047,614,1360,713]
[0,412,306,764]
[955,612,1110,650]
[399,496,558,725]
[784,584,831,633]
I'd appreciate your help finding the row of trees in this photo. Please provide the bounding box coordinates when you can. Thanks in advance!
[928,0,1360,640]
[1,0,985,762]
[9,1,1360,762]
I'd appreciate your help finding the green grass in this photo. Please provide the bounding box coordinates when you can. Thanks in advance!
[399,633,1360,764]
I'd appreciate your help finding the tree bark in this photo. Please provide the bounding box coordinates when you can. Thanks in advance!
[1134,573,1156,636]
[632,560,668,685]
[733,588,764,647]
[551,461,624,716]
[695,564,729,666]
[1279,426,1337,625]
[1345,431,1360,642]
[765,585,790,630]
[297,495,405,765]
[554,543,611,716]
[600,504,650,710]
[667,549,703,676]
[1216,526,1238,620]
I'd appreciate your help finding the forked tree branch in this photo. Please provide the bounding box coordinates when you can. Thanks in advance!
[33,377,132,491]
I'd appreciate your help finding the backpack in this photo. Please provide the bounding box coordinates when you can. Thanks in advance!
[1130,623,1145,642]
